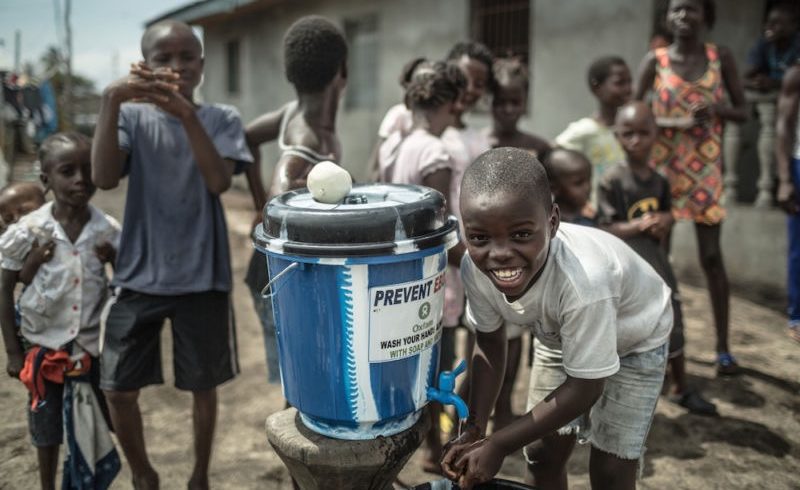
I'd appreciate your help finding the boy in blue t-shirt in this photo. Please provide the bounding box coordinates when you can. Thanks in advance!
[91,21,252,489]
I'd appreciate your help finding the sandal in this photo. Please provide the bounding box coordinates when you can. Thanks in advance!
[716,352,740,376]
[671,391,718,416]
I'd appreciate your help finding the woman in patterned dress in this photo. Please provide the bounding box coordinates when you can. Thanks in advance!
[635,0,747,375]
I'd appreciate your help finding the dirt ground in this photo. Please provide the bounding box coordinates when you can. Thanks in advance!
[0,183,798,489]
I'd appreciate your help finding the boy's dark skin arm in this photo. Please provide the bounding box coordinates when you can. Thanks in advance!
[633,52,657,102]
[776,65,800,214]
[244,106,288,221]
[1,269,23,378]
[270,155,315,195]
[602,212,673,241]
[710,47,748,123]
[442,326,606,489]
[135,66,235,195]
[92,69,175,189]
[94,242,117,270]
[744,66,779,92]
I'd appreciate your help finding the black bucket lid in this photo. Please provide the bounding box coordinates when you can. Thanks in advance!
[255,184,459,257]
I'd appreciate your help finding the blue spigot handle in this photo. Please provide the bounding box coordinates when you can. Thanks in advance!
[438,359,466,393]
[427,359,469,421]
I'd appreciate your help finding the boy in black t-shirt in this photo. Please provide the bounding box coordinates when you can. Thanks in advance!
[598,101,716,416]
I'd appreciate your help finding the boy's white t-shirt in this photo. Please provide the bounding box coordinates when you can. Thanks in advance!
[462,223,673,379]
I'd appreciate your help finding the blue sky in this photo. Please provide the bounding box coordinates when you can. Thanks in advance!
[0,0,192,89]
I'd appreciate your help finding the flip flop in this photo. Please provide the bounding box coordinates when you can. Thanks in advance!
[717,352,740,376]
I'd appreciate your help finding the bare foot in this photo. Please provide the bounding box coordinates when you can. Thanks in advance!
[132,469,159,490]
[187,474,209,490]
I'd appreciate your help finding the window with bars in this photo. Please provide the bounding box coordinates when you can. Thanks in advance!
[470,0,530,62]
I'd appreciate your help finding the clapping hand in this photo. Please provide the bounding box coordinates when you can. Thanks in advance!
[639,212,673,241]
[128,63,195,120]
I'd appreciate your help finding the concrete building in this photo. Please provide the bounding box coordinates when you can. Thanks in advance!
[149,0,789,303]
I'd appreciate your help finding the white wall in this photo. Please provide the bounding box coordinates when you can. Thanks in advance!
[526,0,654,139]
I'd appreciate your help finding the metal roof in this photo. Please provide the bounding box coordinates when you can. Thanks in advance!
[145,0,271,27]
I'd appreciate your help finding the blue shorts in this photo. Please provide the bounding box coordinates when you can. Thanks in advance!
[524,339,667,460]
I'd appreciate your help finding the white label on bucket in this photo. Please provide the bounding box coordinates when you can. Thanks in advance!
[368,271,445,363]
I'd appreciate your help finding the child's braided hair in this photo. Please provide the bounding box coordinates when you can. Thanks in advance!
[404,61,466,111]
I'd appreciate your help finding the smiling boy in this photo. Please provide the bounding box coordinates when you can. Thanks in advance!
[441,147,672,490]
[91,21,252,490]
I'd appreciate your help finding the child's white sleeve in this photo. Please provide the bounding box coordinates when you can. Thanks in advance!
[460,255,504,333]
[559,298,620,379]
[554,119,587,152]
[418,142,454,181]
[0,224,34,271]
[106,215,122,251]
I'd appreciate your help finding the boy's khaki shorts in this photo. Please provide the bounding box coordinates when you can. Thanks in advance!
[524,338,667,460]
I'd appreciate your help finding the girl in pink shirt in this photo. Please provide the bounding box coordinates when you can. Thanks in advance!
[378,61,466,473]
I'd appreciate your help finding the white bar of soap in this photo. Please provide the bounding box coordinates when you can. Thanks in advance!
[307,161,352,204]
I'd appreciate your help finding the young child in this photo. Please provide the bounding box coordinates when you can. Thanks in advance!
[0,182,46,233]
[367,57,432,180]
[0,182,51,285]
[487,57,551,159]
[377,62,465,472]
[775,61,800,342]
[543,148,594,226]
[440,41,494,430]
[91,21,253,489]
[744,2,800,93]
[0,132,120,490]
[441,147,672,490]
[555,56,632,206]
[243,15,348,387]
[635,0,747,375]
[598,101,717,415]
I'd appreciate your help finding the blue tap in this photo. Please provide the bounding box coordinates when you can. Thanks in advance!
[427,359,469,420]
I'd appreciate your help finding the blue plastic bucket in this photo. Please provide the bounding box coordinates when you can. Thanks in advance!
[255,184,459,440]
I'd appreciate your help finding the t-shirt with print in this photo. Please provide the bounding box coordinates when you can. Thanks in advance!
[462,222,672,379]
[555,117,625,205]
[596,163,676,287]
[115,103,253,295]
